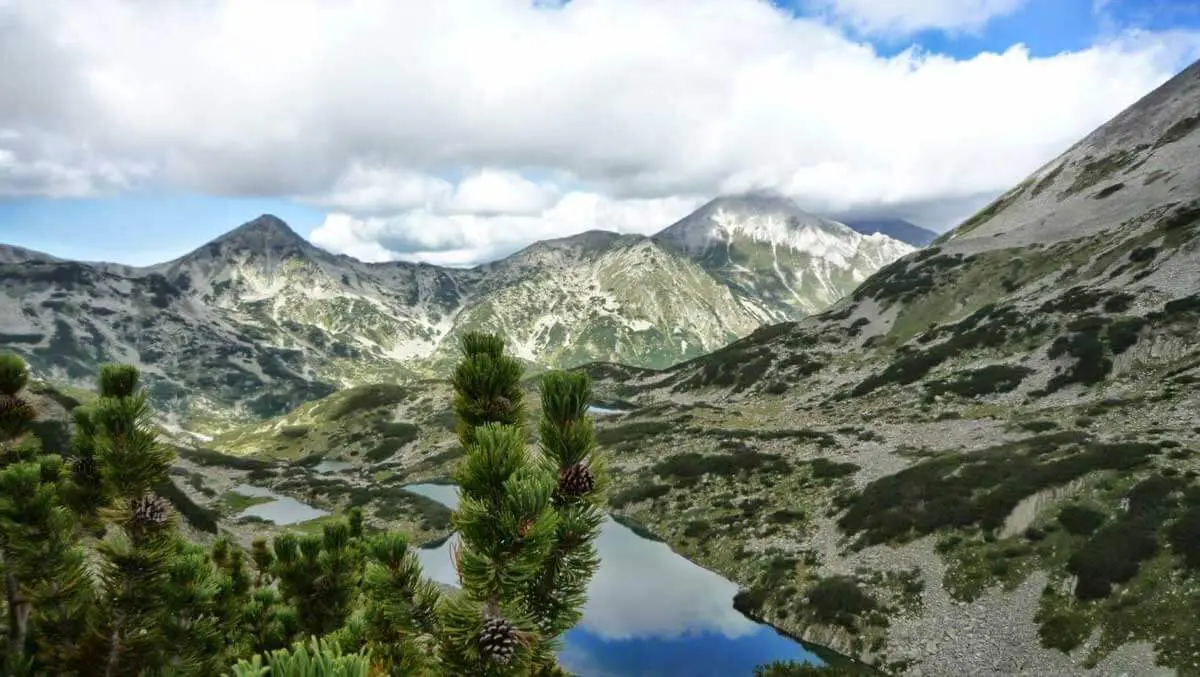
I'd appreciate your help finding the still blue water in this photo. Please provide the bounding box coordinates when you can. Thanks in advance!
[404,482,827,677]
[230,483,330,525]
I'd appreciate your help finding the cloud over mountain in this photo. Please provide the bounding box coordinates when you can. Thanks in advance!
[2,0,1199,264]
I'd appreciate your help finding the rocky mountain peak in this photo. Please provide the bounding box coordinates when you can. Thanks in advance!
[211,214,308,250]
[654,192,909,265]
[170,214,315,272]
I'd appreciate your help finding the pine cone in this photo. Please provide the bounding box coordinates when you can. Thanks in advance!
[485,395,513,420]
[0,394,35,437]
[71,455,98,478]
[129,494,171,529]
[558,463,595,497]
[478,615,518,664]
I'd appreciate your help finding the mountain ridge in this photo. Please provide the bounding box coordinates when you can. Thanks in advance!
[842,218,939,247]
[0,197,912,428]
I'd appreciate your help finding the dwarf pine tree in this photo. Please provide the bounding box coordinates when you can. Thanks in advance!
[82,364,192,675]
[0,352,93,676]
[435,332,606,676]
[0,335,606,676]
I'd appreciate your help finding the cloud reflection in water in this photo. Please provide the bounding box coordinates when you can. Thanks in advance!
[405,483,822,676]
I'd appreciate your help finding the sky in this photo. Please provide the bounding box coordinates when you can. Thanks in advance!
[1,0,1199,267]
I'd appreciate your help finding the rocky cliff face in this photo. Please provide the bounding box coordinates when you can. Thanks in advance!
[0,205,909,429]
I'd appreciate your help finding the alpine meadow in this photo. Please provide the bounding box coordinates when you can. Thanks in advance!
[3,1,1200,676]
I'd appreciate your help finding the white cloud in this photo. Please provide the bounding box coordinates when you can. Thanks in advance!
[445,169,559,215]
[0,129,150,198]
[301,164,453,215]
[805,0,1028,36]
[2,0,1199,263]
[310,191,704,266]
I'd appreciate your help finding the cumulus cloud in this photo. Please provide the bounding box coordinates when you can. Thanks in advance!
[309,192,705,266]
[0,129,150,198]
[2,0,1199,263]
[805,0,1029,36]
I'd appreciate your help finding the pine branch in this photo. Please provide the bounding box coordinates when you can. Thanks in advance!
[523,370,606,647]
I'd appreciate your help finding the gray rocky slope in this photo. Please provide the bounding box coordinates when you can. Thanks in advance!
[0,197,910,429]
[561,57,1200,675]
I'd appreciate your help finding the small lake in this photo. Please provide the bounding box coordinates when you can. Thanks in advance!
[404,483,833,677]
[586,404,630,416]
[231,484,330,525]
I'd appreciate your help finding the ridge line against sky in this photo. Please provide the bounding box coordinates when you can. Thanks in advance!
[1,0,1199,267]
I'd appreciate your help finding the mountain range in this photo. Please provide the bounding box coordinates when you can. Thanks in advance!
[841,218,939,247]
[0,195,912,427]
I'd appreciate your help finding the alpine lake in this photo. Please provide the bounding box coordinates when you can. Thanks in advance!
[227,405,864,677]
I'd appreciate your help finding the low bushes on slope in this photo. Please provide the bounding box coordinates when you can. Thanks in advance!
[923,364,1034,401]
[836,433,1158,547]
[851,304,1047,397]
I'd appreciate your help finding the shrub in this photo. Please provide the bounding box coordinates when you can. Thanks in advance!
[279,425,309,438]
[1020,420,1059,433]
[177,446,273,471]
[364,437,408,463]
[766,508,806,524]
[853,305,1044,397]
[1067,516,1159,599]
[754,662,863,676]
[837,434,1155,546]
[326,383,409,420]
[1038,610,1092,653]
[1167,506,1200,569]
[925,365,1034,400]
[733,587,768,616]
[595,420,674,447]
[1056,504,1104,536]
[608,482,670,508]
[653,450,789,481]
[805,577,877,630]
[376,422,420,452]
[808,458,859,479]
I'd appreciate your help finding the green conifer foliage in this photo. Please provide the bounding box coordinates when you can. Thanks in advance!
[87,363,183,676]
[524,370,606,661]
[0,352,93,675]
[65,405,110,524]
[355,532,442,675]
[268,521,363,639]
[228,637,371,677]
[0,341,607,676]
[437,332,606,675]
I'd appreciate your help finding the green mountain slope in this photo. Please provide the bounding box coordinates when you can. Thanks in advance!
[563,58,1200,675]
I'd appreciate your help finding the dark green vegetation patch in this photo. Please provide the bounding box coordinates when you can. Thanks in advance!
[327,383,411,420]
[1066,475,1192,599]
[852,252,973,306]
[1059,147,1146,198]
[853,304,1046,397]
[836,433,1158,546]
[924,364,1034,401]
[652,450,790,484]
[667,322,825,394]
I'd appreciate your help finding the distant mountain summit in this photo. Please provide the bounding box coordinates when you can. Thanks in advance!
[841,218,938,247]
[655,193,915,315]
[0,198,911,428]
